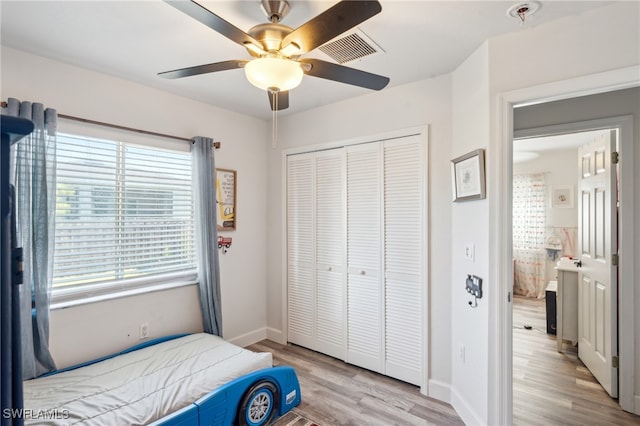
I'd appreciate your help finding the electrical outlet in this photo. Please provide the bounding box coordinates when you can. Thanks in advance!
[139,322,149,340]
[464,243,475,261]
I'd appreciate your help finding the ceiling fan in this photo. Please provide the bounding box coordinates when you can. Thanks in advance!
[159,0,390,111]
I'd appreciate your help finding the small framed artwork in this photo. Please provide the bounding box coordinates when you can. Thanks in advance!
[216,168,236,231]
[451,149,486,202]
[550,185,574,209]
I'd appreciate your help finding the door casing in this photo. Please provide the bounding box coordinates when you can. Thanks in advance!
[494,66,639,425]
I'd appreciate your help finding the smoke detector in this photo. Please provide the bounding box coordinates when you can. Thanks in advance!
[507,2,541,23]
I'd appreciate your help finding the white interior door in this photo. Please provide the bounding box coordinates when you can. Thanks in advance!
[346,142,383,373]
[314,149,346,359]
[383,136,424,386]
[577,130,618,398]
[286,153,315,349]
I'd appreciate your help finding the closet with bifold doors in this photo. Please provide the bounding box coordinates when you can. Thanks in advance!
[286,132,426,386]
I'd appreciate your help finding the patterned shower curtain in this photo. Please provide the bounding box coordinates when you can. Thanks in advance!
[513,173,547,298]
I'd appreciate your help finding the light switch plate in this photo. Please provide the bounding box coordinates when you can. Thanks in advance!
[464,243,475,261]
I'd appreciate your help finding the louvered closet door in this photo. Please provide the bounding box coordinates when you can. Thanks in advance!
[287,153,315,349]
[287,134,426,386]
[314,149,346,359]
[346,143,383,373]
[383,136,424,386]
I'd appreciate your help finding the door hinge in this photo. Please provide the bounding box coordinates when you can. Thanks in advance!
[612,355,619,368]
[612,253,619,266]
[508,291,511,303]
[612,151,619,164]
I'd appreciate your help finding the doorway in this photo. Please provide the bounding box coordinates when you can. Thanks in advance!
[511,128,624,424]
[495,74,639,425]
[496,71,640,424]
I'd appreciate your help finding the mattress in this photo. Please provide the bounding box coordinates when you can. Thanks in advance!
[22,333,272,425]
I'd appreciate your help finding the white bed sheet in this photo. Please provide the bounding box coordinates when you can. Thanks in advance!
[22,333,272,425]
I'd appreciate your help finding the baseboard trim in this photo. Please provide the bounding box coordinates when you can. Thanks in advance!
[266,327,284,344]
[427,379,451,404]
[634,395,640,415]
[227,327,267,348]
[451,386,483,426]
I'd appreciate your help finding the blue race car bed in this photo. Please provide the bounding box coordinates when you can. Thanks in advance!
[22,333,301,425]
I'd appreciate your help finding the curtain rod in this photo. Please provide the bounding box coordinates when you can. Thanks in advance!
[1,101,220,149]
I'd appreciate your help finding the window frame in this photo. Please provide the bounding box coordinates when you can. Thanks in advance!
[50,119,197,309]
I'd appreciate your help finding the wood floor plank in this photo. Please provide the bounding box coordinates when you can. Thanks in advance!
[248,341,463,425]
[513,295,639,426]
[246,295,639,425]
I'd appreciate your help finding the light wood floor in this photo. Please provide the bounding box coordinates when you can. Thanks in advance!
[248,296,640,425]
[513,295,639,425]
[247,340,463,426]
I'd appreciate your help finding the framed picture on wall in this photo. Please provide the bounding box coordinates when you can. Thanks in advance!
[550,185,574,209]
[451,149,486,202]
[216,168,236,231]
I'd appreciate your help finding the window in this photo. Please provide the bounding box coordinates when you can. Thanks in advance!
[52,130,196,302]
[91,187,115,216]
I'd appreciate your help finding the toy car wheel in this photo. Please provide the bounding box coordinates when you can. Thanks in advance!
[237,380,279,426]
[225,243,231,248]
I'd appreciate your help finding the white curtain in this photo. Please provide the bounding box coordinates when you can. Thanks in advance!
[6,98,58,378]
[191,137,223,336]
[513,173,547,298]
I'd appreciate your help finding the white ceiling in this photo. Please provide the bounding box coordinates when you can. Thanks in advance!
[0,1,612,120]
[514,129,610,153]
[513,129,610,163]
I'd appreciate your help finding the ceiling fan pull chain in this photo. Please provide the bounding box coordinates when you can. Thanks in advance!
[272,89,278,148]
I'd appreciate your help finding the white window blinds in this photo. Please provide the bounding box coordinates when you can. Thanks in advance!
[53,132,196,293]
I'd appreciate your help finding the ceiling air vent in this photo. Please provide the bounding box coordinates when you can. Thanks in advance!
[318,29,383,64]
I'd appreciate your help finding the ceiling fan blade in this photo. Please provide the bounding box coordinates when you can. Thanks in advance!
[268,90,289,111]
[158,60,248,79]
[300,58,389,90]
[281,0,382,54]
[164,0,261,47]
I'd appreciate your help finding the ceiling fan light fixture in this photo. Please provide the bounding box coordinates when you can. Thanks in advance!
[244,57,304,92]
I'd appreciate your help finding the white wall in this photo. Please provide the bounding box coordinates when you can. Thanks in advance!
[266,74,454,400]
[513,148,579,283]
[487,3,640,94]
[49,286,203,368]
[450,42,491,425]
[450,1,639,424]
[487,2,639,423]
[1,47,270,367]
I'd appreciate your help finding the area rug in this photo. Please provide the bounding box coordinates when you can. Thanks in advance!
[274,409,319,426]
